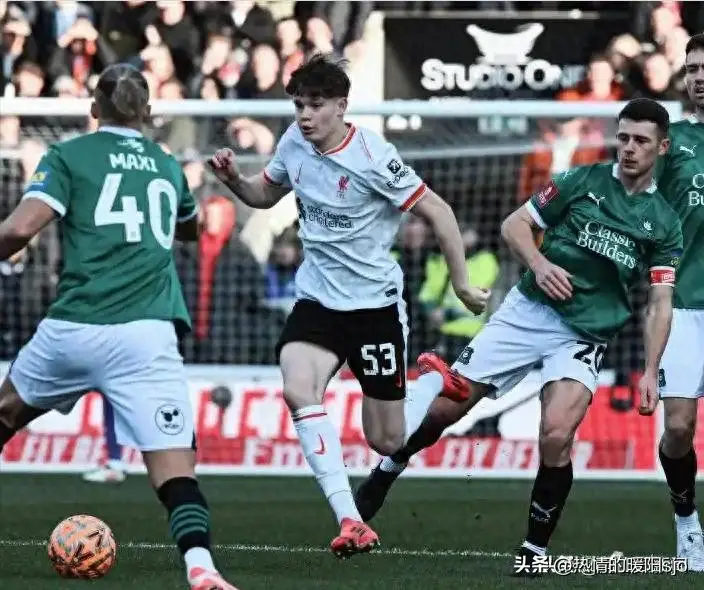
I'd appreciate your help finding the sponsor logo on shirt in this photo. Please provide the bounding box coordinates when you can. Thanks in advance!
[387,159,402,174]
[385,161,411,189]
[300,203,353,229]
[27,169,50,189]
[535,180,559,207]
[576,221,637,270]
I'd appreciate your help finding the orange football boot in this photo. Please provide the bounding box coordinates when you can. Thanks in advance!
[188,567,240,590]
[417,351,472,402]
[330,518,379,559]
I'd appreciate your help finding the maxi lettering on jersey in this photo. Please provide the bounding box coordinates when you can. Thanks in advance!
[263,123,428,311]
[519,163,683,342]
[657,116,704,309]
[21,127,196,329]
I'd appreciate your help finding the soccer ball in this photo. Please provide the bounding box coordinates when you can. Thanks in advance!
[48,515,117,579]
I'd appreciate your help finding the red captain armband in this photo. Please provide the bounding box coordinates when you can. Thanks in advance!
[535,180,559,208]
[649,266,676,286]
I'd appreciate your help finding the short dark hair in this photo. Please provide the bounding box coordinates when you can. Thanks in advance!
[95,63,149,123]
[686,33,704,56]
[618,98,669,137]
[285,54,351,99]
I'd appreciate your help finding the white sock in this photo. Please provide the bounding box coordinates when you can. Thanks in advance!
[676,510,702,531]
[403,371,444,442]
[378,371,445,475]
[292,405,362,524]
[521,540,547,556]
[184,547,216,574]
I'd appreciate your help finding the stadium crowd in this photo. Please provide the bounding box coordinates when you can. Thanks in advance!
[0,1,702,381]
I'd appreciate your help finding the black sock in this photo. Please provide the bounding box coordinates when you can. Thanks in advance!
[0,421,15,452]
[389,419,444,464]
[525,462,573,550]
[660,444,697,517]
[157,477,211,555]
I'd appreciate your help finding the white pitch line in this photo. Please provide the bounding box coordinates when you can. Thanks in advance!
[0,539,511,559]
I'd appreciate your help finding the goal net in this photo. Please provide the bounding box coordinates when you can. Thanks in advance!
[0,97,691,480]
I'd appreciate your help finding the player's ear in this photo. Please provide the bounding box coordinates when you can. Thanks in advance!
[336,97,348,117]
[658,136,671,156]
[143,104,152,120]
[89,101,99,120]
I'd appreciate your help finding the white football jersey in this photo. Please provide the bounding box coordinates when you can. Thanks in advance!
[264,123,427,311]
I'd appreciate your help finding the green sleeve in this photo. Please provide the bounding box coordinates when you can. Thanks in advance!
[21,145,71,217]
[177,170,198,222]
[526,166,589,228]
[648,216,683,275]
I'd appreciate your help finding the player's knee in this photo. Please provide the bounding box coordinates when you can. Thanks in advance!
[664,414,696,448]
[282,378,319,410]
[367,431,405,457]
[539,422,575,465]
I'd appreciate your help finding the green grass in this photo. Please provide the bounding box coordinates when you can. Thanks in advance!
[0,474,700,588]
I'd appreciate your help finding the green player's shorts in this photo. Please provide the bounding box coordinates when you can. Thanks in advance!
[9,318,195,451]
[452,287,607,398]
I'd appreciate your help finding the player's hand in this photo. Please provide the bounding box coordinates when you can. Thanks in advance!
[532,257,573,301]
[207,148,240,185]
[637,370,659,416]
[455,286,490,315]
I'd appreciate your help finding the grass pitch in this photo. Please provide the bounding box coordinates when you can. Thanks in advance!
[0,474,701,588]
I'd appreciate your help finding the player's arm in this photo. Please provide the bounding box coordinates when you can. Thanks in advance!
[1,146,69,260]
[0,199,57,260]
[174,170,202,242]
[368,140,488,314]
[411,191,488,314]
[638,220,683,414]
[501,173,581,301]
[207,148,290,209]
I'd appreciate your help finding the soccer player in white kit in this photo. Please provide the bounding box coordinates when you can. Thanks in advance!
[208,55,489,557]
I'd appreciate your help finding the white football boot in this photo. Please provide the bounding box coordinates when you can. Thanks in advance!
[676,511,704,572]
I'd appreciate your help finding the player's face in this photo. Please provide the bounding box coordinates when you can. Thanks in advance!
[684,48,704,110]
[293,94,347,146]
[616,119,669,178]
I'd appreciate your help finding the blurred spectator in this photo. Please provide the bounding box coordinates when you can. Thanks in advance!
[234,43,287,146]
[146,1,199,84]
[264,225,301,315]
[47,16,117,92]
[13,60,44,96]
[97,0,156,62]
[276,17,304,86]
[518,118,609,202]
[191,21,239,98]
[151,76,196,153]
[226,0,277,47]
[1,7,37,94]
[305,16,335,57]
[636,51,682,100]
[557,54,623,102]
[419,225,499,361]
[175,196,283,365]
[140,43,175,92]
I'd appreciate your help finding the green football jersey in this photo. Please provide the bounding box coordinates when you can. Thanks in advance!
[518,162,683,342]
[656,115,704,309]
[22,126,197,331]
